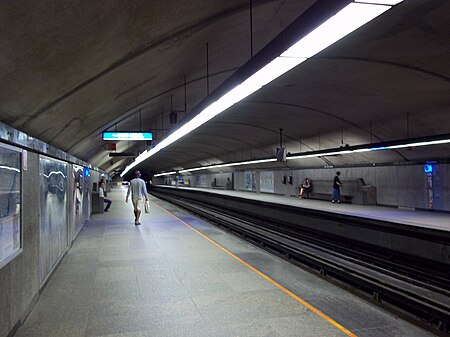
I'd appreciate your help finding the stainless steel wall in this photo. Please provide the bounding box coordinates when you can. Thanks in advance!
[0,144,21,269]
[0,127,107,337]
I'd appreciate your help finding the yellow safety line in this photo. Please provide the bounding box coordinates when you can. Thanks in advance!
[155,203,358,337]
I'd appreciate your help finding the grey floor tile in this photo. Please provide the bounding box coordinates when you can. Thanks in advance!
[220,271,279,292]
[94,266,137,283]
[207,321,280,337]
[92,332,153,337]
[92,280,141,303]
[86,298,201,336]
[266,314,349,337]
[14,319,87,337]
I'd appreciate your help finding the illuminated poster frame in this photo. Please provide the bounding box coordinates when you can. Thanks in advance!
[103,132,153,141]
[0,142,22,269]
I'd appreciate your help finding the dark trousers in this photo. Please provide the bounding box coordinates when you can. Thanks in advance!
[104,198,112,211]
[332,188,340,202]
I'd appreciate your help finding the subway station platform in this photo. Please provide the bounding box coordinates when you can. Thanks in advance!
[14,187,433,337]
[168,186,450,232]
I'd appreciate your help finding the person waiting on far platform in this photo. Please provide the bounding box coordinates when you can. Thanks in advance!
[332,171,343,203]
[299,178,312,199]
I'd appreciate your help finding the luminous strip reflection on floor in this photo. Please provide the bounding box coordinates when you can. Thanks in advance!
[155,203,358,337]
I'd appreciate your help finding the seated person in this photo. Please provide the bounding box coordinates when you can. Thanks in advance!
[299,178,312,199]
[99,181,112,212]
[225,177,233,190]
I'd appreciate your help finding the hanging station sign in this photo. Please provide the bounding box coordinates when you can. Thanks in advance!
[102,132,153,141]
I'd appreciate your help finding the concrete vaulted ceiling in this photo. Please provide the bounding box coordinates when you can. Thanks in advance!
[1,0,450,177]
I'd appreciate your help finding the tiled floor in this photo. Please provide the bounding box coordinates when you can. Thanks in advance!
[14,187,434,337]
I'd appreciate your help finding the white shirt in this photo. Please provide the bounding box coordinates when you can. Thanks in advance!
[99,186,105,198]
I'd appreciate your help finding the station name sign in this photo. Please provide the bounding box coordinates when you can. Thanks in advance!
[103,132,153,141]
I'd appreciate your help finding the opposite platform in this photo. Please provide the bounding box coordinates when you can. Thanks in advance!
[162,186,450,231]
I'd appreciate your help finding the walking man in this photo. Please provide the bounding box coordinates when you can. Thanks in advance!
[125,171,148,225]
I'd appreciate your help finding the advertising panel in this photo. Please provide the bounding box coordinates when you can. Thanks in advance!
[245,171,256,191]
[260,171,274,193]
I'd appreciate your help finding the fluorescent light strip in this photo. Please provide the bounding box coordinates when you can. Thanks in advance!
[386,138,450,150]
[121,1,401,177]
[154,135,449,176]
[288,150,353,160]
[355,0,403,5]
[154,171,177,177]
[179,158,277,173]
[281,3,390,58]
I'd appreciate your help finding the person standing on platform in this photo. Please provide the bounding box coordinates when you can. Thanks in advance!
[332,171,342,203]
[126,170,148,225]
[99,181,112,212]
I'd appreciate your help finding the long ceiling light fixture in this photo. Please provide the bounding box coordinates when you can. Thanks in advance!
[179,158,277,174]
[154,171,177,177]
[153,133,450,176]
[121,0,403,177]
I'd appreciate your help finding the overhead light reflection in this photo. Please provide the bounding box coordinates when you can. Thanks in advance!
[154,171,177,177]
[0,165,20,173]
[282,3,389,58]
[355,0,403,5]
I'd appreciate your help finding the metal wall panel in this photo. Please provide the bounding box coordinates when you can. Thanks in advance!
[72,165,86,239]
[0,143,21,269]
[39,157,68,284]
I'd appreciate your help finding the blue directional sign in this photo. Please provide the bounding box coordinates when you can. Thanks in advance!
[103,132,153,141]
[423,164,433,173]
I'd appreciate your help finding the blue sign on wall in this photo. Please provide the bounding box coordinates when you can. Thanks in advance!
[103,132,153,141]
[423,164,433,173]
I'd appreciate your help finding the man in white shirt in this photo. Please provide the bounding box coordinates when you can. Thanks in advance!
[125,171,148,225]
[99,181,112,212]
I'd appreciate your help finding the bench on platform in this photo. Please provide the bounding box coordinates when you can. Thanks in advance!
[302,178,377,205]
[92,192,104,213]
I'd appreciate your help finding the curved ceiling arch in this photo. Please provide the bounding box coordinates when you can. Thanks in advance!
[245,100,382,141]
[20,0,278,128]
[318,56,450,83]
[207,120,316,152]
